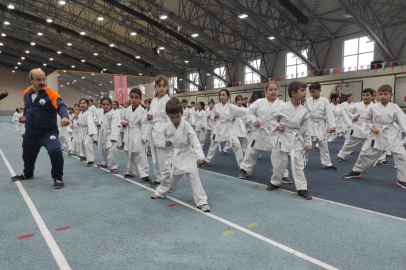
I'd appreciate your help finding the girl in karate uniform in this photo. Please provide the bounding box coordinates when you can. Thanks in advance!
[17,108,25,135]
[57,113,72,153]
[205,100,215,140]
[341,93,355,118]
[112,101,123,150]
[78,98,97,167]
[12,108,19,132]
[144,75,171,187]
[70,112,81,156]
[223,95,248,155]
[97,97,119,173]
[200,89,246,168]
[194,101,208,148]
[328,93,352,142]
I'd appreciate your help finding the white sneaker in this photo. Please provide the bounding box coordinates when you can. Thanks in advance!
[151,193,163,199]
[198,204,210,212]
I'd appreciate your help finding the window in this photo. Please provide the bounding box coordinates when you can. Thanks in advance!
[343,36,374,69]
[170,77,177,94]
[244,59,261,84]
[189,72,199,91]
[139,85,145,95]
[213,67,226,88]
[286,50,308,78]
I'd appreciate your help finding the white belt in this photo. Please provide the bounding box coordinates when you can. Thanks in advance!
[168,145,192,180]
[284,127,300,180]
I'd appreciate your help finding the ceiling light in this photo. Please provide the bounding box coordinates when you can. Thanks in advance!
[179,79,183,81]
[59,1,66,5]
[14,66,18,69]
[159,15,168,20]
[117,63,122,66]
[4,21,10,25]
[206,73,210,75]
[191,33,199,38]
[81,59,85,62]
[82,77,85,79]
[63,70,66,72]
[0,43,3,46]
[46,18,53,23]
[71,65,75,68]
[67,42,72,46]
[343,14,353,19]
[12,70,15,73]
[7,4,15,9]
[97,17,104,21]
[99,84,102,86]
[67,82,70,85]
[130,32,137,36]
[103,68,107,71]
[57,51,62,54]
[109,43,115,47]
[49,58,53,61]
[25,50,29,53]
[37,32,43,36]
[1,33,6,37]
[135,55,141,59]
[138,73,142,75]
[93,52,98,56]
[17,62,21,65]
[60,85,63,87]
[268,36,275,40]
[238,14,248,19]
[21,57,25,59]
[30,42,35,46]
[80,31,86,36]
[159,46,165,50]
[184,60,189,63]
[91,73,95,75]
[43,63,47,66]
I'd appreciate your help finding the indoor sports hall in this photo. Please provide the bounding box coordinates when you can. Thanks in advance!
[1,1,406,270]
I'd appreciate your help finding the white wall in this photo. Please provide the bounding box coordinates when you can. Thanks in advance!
[47,71,59,93]
[0,67,30,115]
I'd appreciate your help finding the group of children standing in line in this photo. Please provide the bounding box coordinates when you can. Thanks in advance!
[58,74,406,213]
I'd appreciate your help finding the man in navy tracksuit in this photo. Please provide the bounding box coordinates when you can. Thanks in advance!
[11,69,71,189]
[0,89,9,101]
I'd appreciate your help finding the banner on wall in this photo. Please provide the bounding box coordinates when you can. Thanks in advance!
[316,81,363,103]
[395,77,406,107]
[114,76,128,105]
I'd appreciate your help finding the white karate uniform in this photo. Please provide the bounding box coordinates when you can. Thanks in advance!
[342,101,355,118]
[337,102,374,160]
[352,102,406,184]
[12,112,19,132]
[143,94,171,183]
[78,110,97,162]
[88,104,98,141]
[122,105,150,178]
[97,109,119,170]
[270,101,311,190]
[206,102,246,167]
[183,107,195,127]
[57,115,72,151]
[328,103,352,142]
[223,106,248,154]
[194,109,208,148]
[155,117,208,207]
[16,112,25,135]
[240,98,289,178]
[112,109,123,147]
[304,96,336,167]
[70,118,81,155]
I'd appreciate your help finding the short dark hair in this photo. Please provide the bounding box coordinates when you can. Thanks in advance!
[362,88,374,96]
[235,95,243,102]
[144,98,152,104]
[330,93,339,102]
[19,107,23,110]
[130,88,143,98]
[74,103,79,107]
[191,101,196,105]
[100,97,112,105]
[182,99,188,103]
[79,98,89,105]
[378,84,392,93]
[208,99,215,104]
[198,101,205,108]
[89,99,94,102]
[112,101,119,107]
[288,81,306,98]
[166,98,183,115]
[345,93,354,100]
[309,82,321,90]
[15,108,19,113]
[244,97,248,100]
[278,95,282,97]
[219,89,230,97]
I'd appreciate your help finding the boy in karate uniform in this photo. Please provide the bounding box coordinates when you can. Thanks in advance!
[122,89,151,182]
[304,82,337,170]
[182,99,195,126]
[151,98,210,212]
[342,85,406,189]
[266,81,313,200]
[337,88,375,162]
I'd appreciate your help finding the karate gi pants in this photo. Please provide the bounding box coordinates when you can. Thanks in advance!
[125,151,149,178]
[14,122,18,132]
[305,138,332,167]
[81,135,95,162]
[100,142,118,170]
[224,137,248,154]
[196,130,206,148]
[17,124,25,135]
[337,136,365,160]
[240,145,289,177]
[353,146,406,183]
[59,134,72,152]
[270,148,307,190]
[22,131,64,180]
[151,146,167,183]
[155,171,208,207]
[206,136,244,166]
[72,140,81,155]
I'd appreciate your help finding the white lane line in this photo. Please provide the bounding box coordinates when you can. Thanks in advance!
[198,168,406,223]
[64,152,339,270]
[0,149,71,270]
[0,123,19,133]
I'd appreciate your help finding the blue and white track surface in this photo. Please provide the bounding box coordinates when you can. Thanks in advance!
[1,121,405,270]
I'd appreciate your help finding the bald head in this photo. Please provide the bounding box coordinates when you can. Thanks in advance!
[29,68,47,93]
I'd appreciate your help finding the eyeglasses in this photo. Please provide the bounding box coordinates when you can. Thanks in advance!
[33,78,46,82]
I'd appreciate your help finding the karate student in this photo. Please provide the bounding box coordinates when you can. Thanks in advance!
[96,97,119,174]
[266,81,313,200]
[328,93,352,142]
[200,89,246,168]
[112,101,123,150]
[70,112,81,156]
[238,81,292,184]
[337,88,375,162]
[341,93,355,118]
[144,75,171,187]
[151,98,210,212]
[17,108,25,135]
[78,98,97,166]
[88,99,98,143]
[223,95,248,155]
[57,113,72,153]
[205,99,215,139]
[342,85,406,189]
[304,82,337,170]
[122,89,151,182]
[194,101,208,148]
[143,98,152,156]
[190,101,197,128]
[182,99,195,126]
[12,108,19,132]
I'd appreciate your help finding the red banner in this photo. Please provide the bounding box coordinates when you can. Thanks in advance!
[336,68,340,73]
[114,76,128,105]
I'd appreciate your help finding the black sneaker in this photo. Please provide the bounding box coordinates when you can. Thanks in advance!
[124,174,135,178]
[282,177,293,184]
[53,179,64,189]
[87,162,94,167]
[397,181,406,189]
[314,146,319,151]
[337,157,345,162]
[377,160,391,166]
[297,190,312,200]
[11,173,33,181]
[342,170,361,179]
[199,161,210,167]
[80,157,87,161]
[386,154,392,158]
[323,165,337,171]
[141,176,152,183]
[238,169,247,179]
[68,150,72,156]
[150,180,160,187]
[266,183,280,191]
